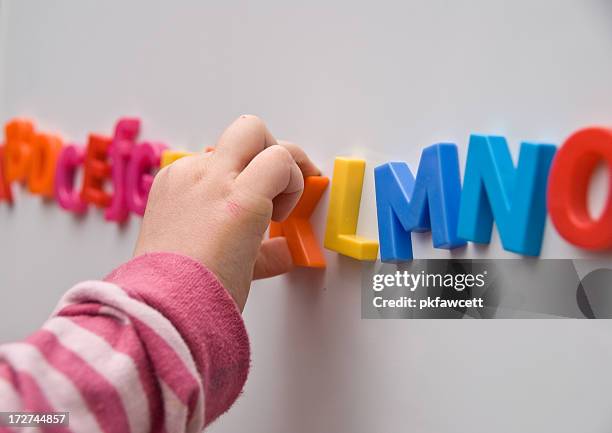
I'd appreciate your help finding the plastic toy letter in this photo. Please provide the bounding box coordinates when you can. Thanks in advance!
[54,145,87,214]
[324,158,379,260]
[4,119,34,183]
[0,146,13,203]
[80,134,112,208]
[126,142,166,216]
[457,135,556,256]
[548,127,612,250]
[374,143,466,262]
[269,176,329,267]
[160,150,193,167]
[28,132,63,197]
[105,118,140,223]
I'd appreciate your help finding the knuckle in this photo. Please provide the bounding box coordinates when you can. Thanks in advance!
[189,153,212,183]
[267,144,293,164]
[283,142,305,162]
[151,154,204,192]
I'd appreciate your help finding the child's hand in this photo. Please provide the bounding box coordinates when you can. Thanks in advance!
[134,115,320,311]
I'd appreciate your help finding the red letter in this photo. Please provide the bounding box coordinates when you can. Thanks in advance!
[81,134,112,208]
[548,127,612,250]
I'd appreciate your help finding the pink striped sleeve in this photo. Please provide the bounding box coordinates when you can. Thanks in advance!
[0,252,251,432]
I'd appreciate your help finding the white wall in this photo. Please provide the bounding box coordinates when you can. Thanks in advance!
[2,1,612,432]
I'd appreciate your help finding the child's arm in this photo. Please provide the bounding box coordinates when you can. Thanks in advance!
[1,253,247,432]
[0,116,319,432]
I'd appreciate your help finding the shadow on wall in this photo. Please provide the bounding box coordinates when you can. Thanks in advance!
[277,255,365,432]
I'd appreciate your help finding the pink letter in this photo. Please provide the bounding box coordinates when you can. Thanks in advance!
[104,118,140,223]
[126,141,166,216]
[54,144,87,214]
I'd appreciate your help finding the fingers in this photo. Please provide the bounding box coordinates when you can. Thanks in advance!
[234,145,304,221]
[276,140,321,177]
[253,237,294,279]
[214,115,321,177]
[216,115,321,220]
[214,115,278,172]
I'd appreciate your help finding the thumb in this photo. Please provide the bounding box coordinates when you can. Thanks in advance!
[253,237,294,279]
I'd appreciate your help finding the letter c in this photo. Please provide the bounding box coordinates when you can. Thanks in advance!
[54,145,87,214]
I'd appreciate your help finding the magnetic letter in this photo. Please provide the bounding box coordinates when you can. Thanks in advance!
[160,150,194,167]
[105,118,140,222]
[28,132,63,197]
[126,141,166,216]
[548,127,612,250]
[81,133,112,207]
[324,158,379,260]
[374,162,414,262]
[55,145,87,213]
[270,176,329,267]
[457,135,556,256]
[4,119,34,184]
[374,143,465,262]
[0,146,13,204]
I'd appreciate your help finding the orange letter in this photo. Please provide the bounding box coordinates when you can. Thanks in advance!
[4,119,35,184]
[270,176,329,268]
[0,146,13,204]
[28,132,63,197]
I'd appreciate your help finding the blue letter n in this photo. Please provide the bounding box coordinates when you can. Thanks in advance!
[456,135,556,256]
[374,143,466,262]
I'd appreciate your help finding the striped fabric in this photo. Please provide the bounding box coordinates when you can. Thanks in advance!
[0,252,251,433]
